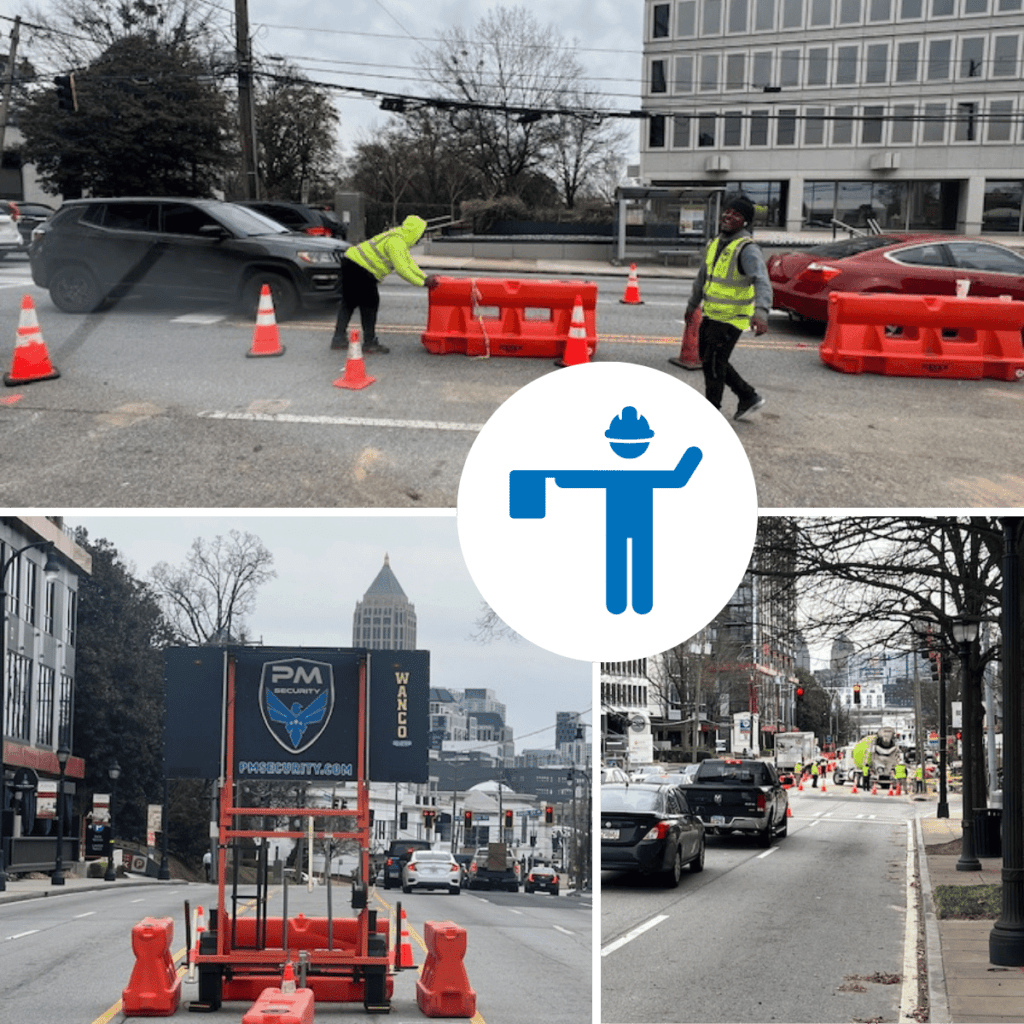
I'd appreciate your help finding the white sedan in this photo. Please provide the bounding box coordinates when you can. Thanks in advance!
[401,850,462,895]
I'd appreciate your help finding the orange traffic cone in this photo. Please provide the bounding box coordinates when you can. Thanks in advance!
[797,778,803,791]
[5,295,60,386]
[333,329,375,390]
[555,294,591,367]
[280,961,297,994]
[851,780,858,794]
[396,906,414,969]
[896,783,902,796]
[619,263,644,305]
[669,306,702,370]
[871,783,878,795]
[246,284,285,357]
[786,804,792,817]
[821,777,827,794]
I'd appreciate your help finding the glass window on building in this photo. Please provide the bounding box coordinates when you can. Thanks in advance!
[724,111,744,145]
[987,100,1014,143]
[992,35,1020,78]
[653,2,671,35]
[649,114,666,147]
[36,664,55,747]
[861,105,885,143]
[673,113,692,146]
[750,110,770,144]
[959,37,984,78]
[839,0,862,21]
[963,0,987,9]
[865,42,889,82]
[926,38,952,80]
[983,180,1023,232]
[931,0,954,14]
[807,47,830,84]
[752,50,773,86]
[700,53,720,90]
[804,107,826,144]
[803,181,836,226]
[780,49,800,86]
[833,105,855,143]
[836,45,859,84]
[997,0,1021,9]
[704,0,724,32]
[675,54,695,91]
[899,0,923,15]
[908,181,957,230]
[728,0,749,31]
[954,102,978,142]
[868,0,892,18]
[810,0,832,23]
[776,109,797,144]
[652,60,668,93]
[837,181,877,225]
[782,0,803,24]
[726,52,746,89]
[731,182,785,225]
[921,102,947,142]
[892,102,916,143]
[756,0,777,28]
[896,40,920,81]
[699,113,717,145]
[677,0,698,34]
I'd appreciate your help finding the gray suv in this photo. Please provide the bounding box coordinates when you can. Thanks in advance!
[29,197,347,319]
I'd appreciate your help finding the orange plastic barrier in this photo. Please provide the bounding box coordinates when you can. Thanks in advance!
[122,917,182,1017]
[421,277,598,359]
[820,292,1024,382]
[415,920,477,1018]
[242,987,315,1024]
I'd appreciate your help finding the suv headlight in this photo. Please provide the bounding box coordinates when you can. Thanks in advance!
[298,249,340,265]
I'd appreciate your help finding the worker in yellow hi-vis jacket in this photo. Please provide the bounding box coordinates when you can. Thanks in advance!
[331,215,440,354]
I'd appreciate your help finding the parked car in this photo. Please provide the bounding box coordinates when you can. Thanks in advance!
[234,200,346,239]
[768,234,1024,323]
[0,203,21,259]
[0,200,55,250]
[524,864,560,895]
[401,850,461,895]
[28,197,348,319]
[600,782,705,887]
[601,766,630,785]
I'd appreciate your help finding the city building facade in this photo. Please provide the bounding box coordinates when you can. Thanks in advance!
[351,553,417,650]
[641,0,1024,234]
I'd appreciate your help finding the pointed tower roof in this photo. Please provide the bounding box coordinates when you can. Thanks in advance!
[364,553,407,598]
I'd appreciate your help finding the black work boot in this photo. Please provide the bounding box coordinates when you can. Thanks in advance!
[363,336,390,354]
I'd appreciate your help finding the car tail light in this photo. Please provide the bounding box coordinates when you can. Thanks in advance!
[551,874,558,884]
[641,821,672,841]
[407,864,416,873]
[450,864,459,873]
[386,857,395,866]
[528,873,536,882]
[801,262,842,282]
[756,792,767,812]
[304,226,330,235]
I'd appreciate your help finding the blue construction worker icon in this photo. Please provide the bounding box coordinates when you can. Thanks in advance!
[509,407,702,615]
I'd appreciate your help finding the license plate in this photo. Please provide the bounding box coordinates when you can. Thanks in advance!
[600,829,620,840]
[710,815,726,826]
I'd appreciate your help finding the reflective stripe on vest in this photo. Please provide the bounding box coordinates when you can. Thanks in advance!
[348,228,402,281]
[703,236,755,329]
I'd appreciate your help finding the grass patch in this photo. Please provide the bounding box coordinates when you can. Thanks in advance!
[933,883,1002,919]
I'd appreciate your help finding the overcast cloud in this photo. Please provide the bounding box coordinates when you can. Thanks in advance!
[70,512,593,754]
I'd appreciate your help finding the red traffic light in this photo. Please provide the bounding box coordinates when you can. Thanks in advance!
[463,810,473,827]
[544,805,554,824]
[795,687,805,699]
[504,810,513,828]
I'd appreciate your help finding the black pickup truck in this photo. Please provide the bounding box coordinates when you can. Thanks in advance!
[682,758,789,847]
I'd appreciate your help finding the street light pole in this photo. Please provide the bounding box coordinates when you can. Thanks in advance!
[937,638,949,819]
[954,617,981,872]
[0,540,60,892]
[104,760,120,881]
[52,742,69,885]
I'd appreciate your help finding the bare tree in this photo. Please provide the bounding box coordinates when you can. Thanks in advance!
[468,603,521,644]
[149,530,276,644]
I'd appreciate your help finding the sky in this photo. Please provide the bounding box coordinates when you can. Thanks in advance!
[242,0,647,159]
[69,512,593,754]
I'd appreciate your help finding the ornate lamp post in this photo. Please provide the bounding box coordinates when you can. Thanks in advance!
[104,760,121,881]
[52,742,70,885]
[0,540,60,891]
[991,516,1024,964]
[937,636,950,819]
[953,617,981,872]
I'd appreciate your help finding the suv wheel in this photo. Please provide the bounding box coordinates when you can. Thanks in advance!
[50,264,105,313]
[241,271,299,321]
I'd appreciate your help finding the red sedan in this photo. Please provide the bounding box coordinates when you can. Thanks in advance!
[768,234,1024,323]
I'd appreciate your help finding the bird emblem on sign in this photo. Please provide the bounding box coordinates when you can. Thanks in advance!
[265,690,330,748]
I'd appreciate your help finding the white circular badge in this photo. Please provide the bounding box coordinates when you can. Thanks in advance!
[457,362,759,662]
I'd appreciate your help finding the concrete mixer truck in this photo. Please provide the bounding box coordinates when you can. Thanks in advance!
[834,727,903,788]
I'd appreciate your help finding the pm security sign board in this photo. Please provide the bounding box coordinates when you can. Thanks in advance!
[163,646,428,783]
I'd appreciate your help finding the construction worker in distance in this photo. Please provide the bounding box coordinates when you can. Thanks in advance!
[894,760,907,793]
[811,759,820,788]
[862,759,871,789]
[794,759,803,784]
[915,762,925,794]
[330,214,441,353]
[683,194,773,421]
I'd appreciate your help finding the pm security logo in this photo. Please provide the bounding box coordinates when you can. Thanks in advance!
[457,363,758,663]
[259,658,335,754]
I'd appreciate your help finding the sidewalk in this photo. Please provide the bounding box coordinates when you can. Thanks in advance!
[0,867,170,904]
[918,792,1024,1024]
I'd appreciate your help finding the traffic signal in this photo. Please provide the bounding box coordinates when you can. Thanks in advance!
[423,810,435,830]
[463,810,473,829]
[852,684,861,705]
[54,74,77,112]
[504,809,513,829]
[399,811,408,830]
[544,805,553,824]
[795,686,805,702]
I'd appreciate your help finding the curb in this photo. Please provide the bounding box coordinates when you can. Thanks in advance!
[0,876,175,905]
[916,814,952,1024]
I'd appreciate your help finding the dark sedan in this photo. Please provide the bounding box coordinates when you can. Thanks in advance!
[524,864,560,895]
[601,783,705,887]
[768,234,1024,323]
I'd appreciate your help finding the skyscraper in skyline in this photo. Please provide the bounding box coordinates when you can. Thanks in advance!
[351,553,417,650]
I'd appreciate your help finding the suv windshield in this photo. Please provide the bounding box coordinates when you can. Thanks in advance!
[213,203,291,237]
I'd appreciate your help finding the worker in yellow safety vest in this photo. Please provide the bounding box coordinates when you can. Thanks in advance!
[683,194,773,422]
[915,763,925,794]
[331,215,440,353]
[811,760,820,788]
[894,761,907,793]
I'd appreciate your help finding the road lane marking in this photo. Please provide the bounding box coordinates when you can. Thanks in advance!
[899,820,919,1021]
[74,911,96,918]
[601,914,669,957]
[199,410,485,432]
[809,819,820,827]
[5,929,39,940]
[757,846,779,858]
[553,925,575,936]
[131,898,145,903]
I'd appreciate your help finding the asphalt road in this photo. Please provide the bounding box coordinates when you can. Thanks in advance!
[2,254,1021,506]
[1,876,591,1023]
[600,785,919,1024]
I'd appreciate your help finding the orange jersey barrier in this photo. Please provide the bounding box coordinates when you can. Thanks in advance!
[122,917,182,1017]
[415,920,477,1018]
[242,987,315,1024]
[421,277,598,359]
[820,292,1024,382]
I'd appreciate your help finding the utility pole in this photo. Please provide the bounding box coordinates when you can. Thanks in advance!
[234,0,259,199]
[0,17,21,167]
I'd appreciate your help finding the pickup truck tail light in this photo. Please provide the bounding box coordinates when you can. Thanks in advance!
[756,792,767,812]
[642,821,672,841]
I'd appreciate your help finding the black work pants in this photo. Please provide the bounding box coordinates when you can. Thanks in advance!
[698,315,756,409]
[333,259,380,343]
